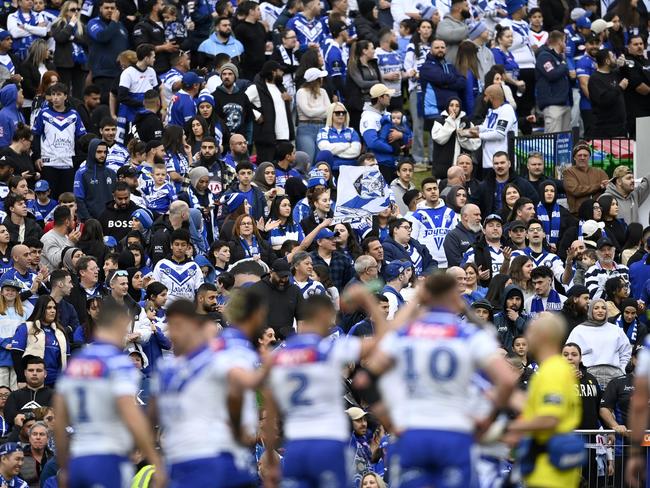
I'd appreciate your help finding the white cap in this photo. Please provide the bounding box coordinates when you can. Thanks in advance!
[591,18,614,34]
[304,67,328,83]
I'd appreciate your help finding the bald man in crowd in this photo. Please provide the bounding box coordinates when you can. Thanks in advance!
[440,166,466,199]
[444,203,483,268]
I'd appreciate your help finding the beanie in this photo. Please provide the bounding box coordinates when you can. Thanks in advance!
[189,166,210,188]
[220,62,239,79]
[131,208,154,230]
[468,21,488,40]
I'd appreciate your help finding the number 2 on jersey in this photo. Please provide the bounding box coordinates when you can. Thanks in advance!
[288,372,313,407]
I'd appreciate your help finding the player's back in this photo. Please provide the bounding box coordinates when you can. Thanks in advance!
[56,342,140,458]
[153,330,259,464]
[269,333,361,441]
[379,310,498,433]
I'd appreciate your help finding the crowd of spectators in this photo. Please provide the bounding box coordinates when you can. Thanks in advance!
[0,0,643,483]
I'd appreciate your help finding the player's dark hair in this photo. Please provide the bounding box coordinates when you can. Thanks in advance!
[299,294,336,321]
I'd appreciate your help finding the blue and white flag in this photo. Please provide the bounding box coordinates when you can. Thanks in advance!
[334,166,390,222]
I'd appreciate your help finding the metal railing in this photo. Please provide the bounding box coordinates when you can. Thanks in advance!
[507,131,635,180]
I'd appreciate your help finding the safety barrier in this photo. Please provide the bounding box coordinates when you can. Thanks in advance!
[507,131,635,180]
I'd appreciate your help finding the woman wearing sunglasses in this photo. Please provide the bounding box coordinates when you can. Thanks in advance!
[316,102,362,179]
[50,0,87,99]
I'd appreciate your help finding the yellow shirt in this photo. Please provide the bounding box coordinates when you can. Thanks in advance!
[522,354,582,488]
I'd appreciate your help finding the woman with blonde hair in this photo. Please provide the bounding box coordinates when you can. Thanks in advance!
[0,280,28,390]
[296,67,331,164]
[18,39,54,109]
[51,0,87,98]
[360,472,387,488]
[316,102,362,178]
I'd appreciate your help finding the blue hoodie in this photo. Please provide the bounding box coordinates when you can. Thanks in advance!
[73,139,118,220]
[0,84,24,147]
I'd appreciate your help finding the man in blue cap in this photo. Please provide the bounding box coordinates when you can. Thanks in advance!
[311,227,354,291]
[0,442,27,487]
[167,71,204,127]
[33,180,56,222]
[382,260,412,319]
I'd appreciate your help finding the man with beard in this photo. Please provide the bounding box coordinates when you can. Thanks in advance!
[375,28,403,110]
[40,206,79,272]
[493,284,530,352]
[222,134,252,170]
[588,49,628,138]
[419,40,465,123]
[560,285,590,338]
[463,213,506,287]
[74,139,117,221]
[99,117,130,173]
[603,165,650,226]
[436,0,470,63]
[576,34,601,138]
[443,203,482,268]
[585,237,630,300]
[132,0,177,74]
[195,283,224,326]
[213,63,253,137]
[250,258,304,339]
[195,137,235,199]
[246,60,294,163]
[117,165,145,208]
[98,181,142,242]
[622,35,650,137]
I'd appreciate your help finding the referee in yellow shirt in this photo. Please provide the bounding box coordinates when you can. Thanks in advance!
[505,312,582,488]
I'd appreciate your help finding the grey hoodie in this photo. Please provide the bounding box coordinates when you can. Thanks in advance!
[603,177,650,225]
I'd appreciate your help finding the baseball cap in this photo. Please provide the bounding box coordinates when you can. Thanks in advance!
[613,165,632,180]
[0,31,10,41]
[146,139,163,152]
[131,208,154,230]
[509,220,526,231]
[566,285,590,298]
[271,258,291,278]
[591,18,613,34]
[304,67,328,83]
[384,260,411,281]
[34,180,50,192]
[117,165,138,178]
[0,443,20,456]
[596,237,615,249]
[369,83,395,99]
[315,228,336,241]
[576,15,592,29]
[581,219,605,239]
[570,7,587,20]
[0,279,21,290]
[345,407,368,420]
[182,71,204,86]
[484,214,502,226]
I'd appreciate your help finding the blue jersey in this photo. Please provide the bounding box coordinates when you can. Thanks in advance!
[12,323,70,384]
[375,47,403,97]
[0,474,28,488]
[32,106,87,169]
[167,89,197,127]
[510,247,565,283]
[286,13,327,51]
[293,278,327,299]
[269,223,304,249]
[164,151,190,193]
[323,38,347,99]
[315,126,362,170]
[275,167,301,188]
[34,198,58,220]
[564,24,584,72]
[576,54,596,110]
[56,341,141,458]
[142,181,177,214]
[412,205,457,268]
[0,268,40,306]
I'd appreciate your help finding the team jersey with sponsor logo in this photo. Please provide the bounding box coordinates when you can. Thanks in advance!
[412,204,457,268]
[56,341,141,457]
[378,309,498,432]
[32,106,87,169]
[151,258,204,306]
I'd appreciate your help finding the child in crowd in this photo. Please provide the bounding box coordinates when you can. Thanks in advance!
[512,335,537,371]
[142,163,177,216]
[215,271,234,313]
[33,180,57,219]
[162,5,188,49]
[379,110,413,155]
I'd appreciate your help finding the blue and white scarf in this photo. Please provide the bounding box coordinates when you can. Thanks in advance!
[240,236,260,258]
[537,202,561,245]
[71,23,87,65]
[616,315,638,343]
[13,10,40,60]
[530,288,563,317]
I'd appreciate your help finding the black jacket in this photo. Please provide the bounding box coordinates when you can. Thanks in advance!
[344,59,381,112]
[470,172,540,216]
[50,20,88,69]
[98,200,142,242]
[228,236,275,266]
[132,17,170,73]
[18,59,55,100]
[4,385,52,424]
[233,20,269,80]
[2,214,42,245]
[250,276,304,338]
[251,74,295,146]
[131,110,164,143]
[353,15,381,45]
[588,70,627,138]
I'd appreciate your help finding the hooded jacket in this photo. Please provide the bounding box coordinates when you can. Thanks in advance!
[603,177,650,225]
[0,84,24,147]
[381,236,438,275]
[470,170,539,215]
[74,139,118,221]
[419,54,466,120]
[492,284,530,352]
[430,104,480,179]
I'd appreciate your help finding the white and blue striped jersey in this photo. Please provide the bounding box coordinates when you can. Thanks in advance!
[378,309,498,432]
[142,181,177,214]
[151,258,204,306]
[412,204,457,268]
[56,341,141,458]
[269,333,361,441]
[152,329,259,464]
[160,67,183,108]
[285,13,327,50]
[462,244,504,276]
[0,53,15,74]
[294,278,327,299]
[510,247,565,283]
[32,107,87,169]
[375,47,403,97]
[105,142,130,173]
[260,1,283,29]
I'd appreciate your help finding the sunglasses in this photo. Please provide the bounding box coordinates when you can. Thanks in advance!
[333,111,347,116]
[113,270,128,277]
[69,7,79,11]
